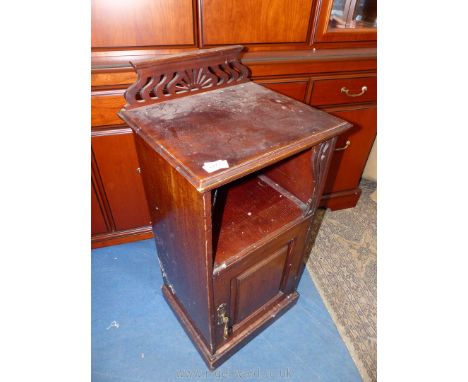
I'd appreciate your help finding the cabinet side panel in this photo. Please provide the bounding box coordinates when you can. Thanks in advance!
[263,149,314,204]
[134,135,214,349]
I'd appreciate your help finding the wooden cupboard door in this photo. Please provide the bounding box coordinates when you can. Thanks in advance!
[213,219,309,347]
[92,131,151,231]
[232,246,289,323]
[201,0,314,45]
[91,181,108,235]
[258,80,309,102]
[323,106,377,194]
[91,0,194,48]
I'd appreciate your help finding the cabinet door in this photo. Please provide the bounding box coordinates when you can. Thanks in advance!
[91,0,194,48]
[91,181,108,235]
[323,106,376,194]
[314,0,377,43]
[201,0,314,45]
[92,131,151,231]
[212,219,309,347]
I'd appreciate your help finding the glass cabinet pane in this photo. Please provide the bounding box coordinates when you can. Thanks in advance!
[328,0,377,30]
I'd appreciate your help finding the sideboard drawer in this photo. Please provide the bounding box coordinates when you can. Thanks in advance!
[91,91,126,127]
[310,76,376,106]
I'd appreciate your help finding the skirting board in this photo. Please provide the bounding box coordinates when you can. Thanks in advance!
[162,285,299,369]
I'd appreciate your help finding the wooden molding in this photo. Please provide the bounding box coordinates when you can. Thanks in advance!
[92,225,154,249]
[122,45,250,110]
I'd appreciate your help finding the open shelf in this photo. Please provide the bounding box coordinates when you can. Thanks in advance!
[212,173,306,270]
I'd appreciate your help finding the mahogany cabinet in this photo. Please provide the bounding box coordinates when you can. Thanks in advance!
[309,73,377,209]
[91,0,377,247]
[91,131,152,247]
[118,47,351,368]
[91,0,194,48]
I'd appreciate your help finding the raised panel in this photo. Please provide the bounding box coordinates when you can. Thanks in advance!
[233,245,289,323]
[92,131,151,231]
[323,106,377,194]
[201,0,314,44]
[91,181,108,235]
[259,81,308,102]
[91,91,126,127]
[91,0,194,48]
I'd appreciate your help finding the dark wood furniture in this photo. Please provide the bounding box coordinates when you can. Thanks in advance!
[91,0,377,248]
[118,46,351,369]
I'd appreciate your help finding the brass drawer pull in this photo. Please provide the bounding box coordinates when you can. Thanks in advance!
[341,86,367,97]
[335,140,351,151]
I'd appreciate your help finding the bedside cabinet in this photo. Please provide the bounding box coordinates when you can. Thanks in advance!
[118,46,351,369]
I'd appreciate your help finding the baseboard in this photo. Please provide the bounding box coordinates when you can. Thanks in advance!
[320,188,362,211]
[91,225,154,248]
[162,284,299,369]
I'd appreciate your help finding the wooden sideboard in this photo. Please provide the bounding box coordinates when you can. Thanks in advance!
[91,0,377,248]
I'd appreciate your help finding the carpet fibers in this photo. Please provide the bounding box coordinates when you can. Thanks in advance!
[307,179,377,382]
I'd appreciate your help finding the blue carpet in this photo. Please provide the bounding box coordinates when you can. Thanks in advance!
[92,239,361,382]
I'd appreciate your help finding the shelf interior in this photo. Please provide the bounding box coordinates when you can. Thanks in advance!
[212,173,306,269]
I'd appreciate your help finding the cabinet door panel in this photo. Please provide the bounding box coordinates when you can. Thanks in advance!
[323,106,377,194]
[233,245,288,323]
[92,132,151,231]
[91,181,108,235]
[202,0,314,44]
[259,81,308,102]
[91,92,126,127]
[213,218,309,347]
[92,0,194,48]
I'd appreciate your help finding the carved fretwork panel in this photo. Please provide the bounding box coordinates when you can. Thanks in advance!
[123,46,250,110]
[307,137,337,216]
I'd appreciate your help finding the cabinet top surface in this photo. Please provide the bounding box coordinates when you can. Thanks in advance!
[120,82,350,192]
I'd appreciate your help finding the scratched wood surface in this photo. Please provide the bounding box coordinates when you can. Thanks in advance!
[121,82,350,192]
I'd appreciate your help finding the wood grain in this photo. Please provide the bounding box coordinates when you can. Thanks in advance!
[322,106,377,194]
[92,132,151,231]
[92,0,194,48]
[120,82,350,192]
[135,135,215,349]
[213,175,304,267]
[91,181,108,235]
[91,91,126,126]
[234,246,288,322]
[259,80,309,102]
[310,76,376,106]
[201,0,314,44]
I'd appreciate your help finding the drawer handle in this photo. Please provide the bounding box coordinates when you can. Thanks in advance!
[341,86,367,97]
[335,140,351,151]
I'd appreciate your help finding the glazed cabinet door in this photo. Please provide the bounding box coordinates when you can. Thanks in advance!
[314,0,377,43]
[92,131,151,231]
[212,219,309,348]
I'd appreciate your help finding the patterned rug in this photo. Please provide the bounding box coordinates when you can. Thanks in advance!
[307,179,377,382]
